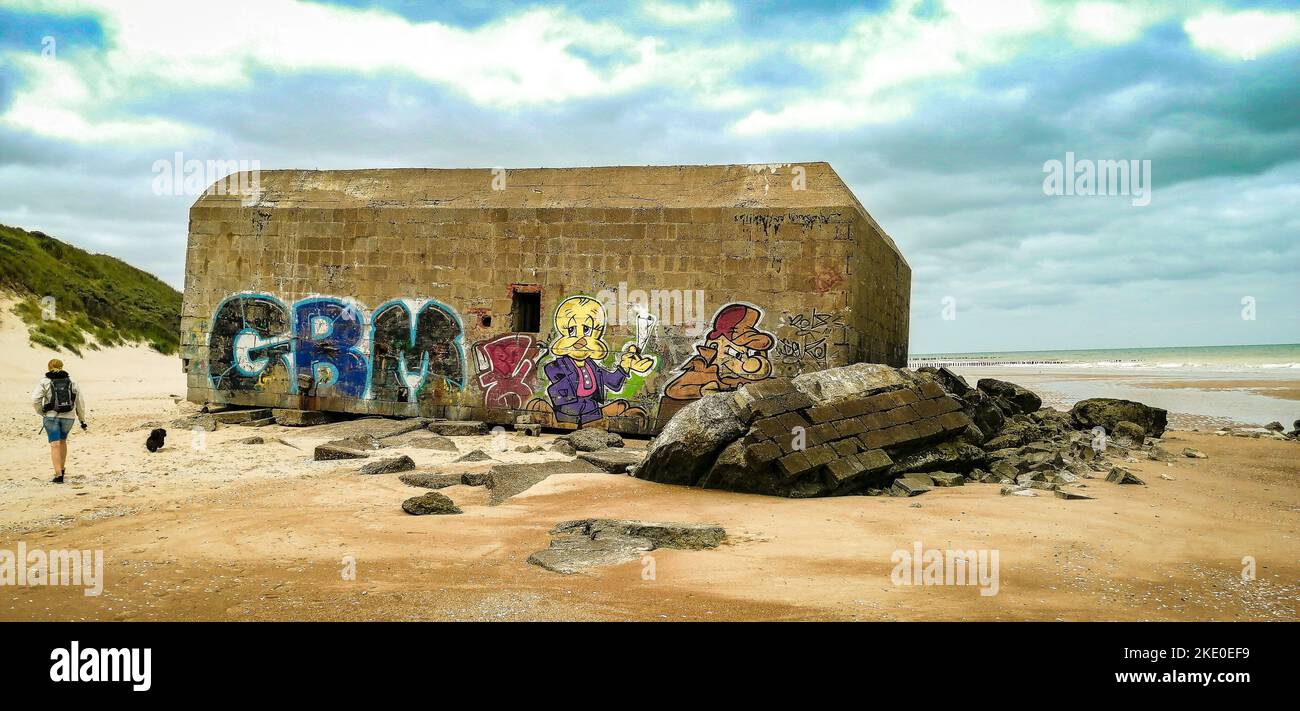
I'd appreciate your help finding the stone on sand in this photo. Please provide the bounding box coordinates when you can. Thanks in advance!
[527,519,725,574]
[576,449,645,474]
[359,455,416,475]
[401,491,462,516]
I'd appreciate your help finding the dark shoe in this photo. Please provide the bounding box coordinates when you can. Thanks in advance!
[52,474,64,484]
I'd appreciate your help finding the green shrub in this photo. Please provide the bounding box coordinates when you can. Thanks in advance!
[1,224,181,354]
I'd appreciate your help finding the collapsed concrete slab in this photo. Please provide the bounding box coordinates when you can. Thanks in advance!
[634,365,975,497]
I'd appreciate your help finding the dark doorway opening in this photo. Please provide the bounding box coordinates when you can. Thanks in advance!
[512,290,541,332]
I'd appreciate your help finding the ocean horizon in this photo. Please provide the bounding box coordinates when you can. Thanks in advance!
[910,343,1300,374]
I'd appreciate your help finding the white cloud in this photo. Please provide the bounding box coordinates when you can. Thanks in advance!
[1184,9,1300,59]
[0,0,754,144]
[641,1,734,25]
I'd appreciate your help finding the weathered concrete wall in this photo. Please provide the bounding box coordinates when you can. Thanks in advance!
[180,163,909,433]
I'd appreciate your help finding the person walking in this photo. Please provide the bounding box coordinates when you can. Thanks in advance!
[31,358,87,483]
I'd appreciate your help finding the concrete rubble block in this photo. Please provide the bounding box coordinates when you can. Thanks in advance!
[211,408,273,424]
[528,518,725,574]
[557,428,624,452]
[172,413,218,432]
[239,417,277,428]
[929,472,965,487]
[479,460,605,505]
[890,477,932,497]
[273,409,336,427]
[1054,489,1094,500]
[310,417,430,441]
[313,443,370,461]
[791,363,914,405]
[976,378,1043,415]
[1106,467,1146,485]
[635,392,747,487]
[577,449,646,474]
[426,420,489,436]
[398,472,465,489]
[384,433,459,451]
[358,455,416,475]
[401,491,462,516]
[1071,398,1168,438]
[454,449,493,463]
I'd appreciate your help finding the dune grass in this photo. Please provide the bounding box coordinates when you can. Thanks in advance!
[0,223,181,355]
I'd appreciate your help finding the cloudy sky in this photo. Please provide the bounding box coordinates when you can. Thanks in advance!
[1,0,1296,353]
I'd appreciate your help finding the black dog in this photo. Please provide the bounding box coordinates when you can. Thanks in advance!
[146,428,167,453]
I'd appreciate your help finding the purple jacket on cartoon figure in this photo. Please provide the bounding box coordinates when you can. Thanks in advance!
[544,355,627,425]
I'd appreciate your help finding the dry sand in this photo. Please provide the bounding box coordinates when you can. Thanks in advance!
[2,305,1297,621]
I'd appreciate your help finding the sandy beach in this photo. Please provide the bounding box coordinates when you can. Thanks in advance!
[2,306,1297,621]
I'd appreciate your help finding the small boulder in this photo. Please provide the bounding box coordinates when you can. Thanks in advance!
[1071,398,1168,438]
[272,409,335,427]
[1264,421,1284,432]
[929,472,965,487]
[976,378,1042,415]
[577,449,646,474]
[359,455,416,475]
[313,443,369,461]
[427,420,489,436]
[1054,489,1094,500]
[1112,420,1146,443]
[890,478,932,497]
[401,492,462,515]
[1105,467,1146,485]
[398,472,464,489]
[1182,447,1208,459]
[455,449,493,463]
[550,440,578,456]
[558,428,625,452]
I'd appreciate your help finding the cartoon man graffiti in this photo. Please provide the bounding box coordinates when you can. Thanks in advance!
[527,296,655,428]
[657,303,775,428]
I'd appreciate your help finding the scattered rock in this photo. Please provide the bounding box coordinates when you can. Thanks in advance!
[977,378,1042,415]
[398,472,464,489]
[476,460,605,505]
[636,392,747,487]
[313,443,369,461]
[1182,447,1208,459]
[550,440,578,456]
[1054,489,1094,500]
[1105,467,1146,485]
[359,455,416,475]
[455,449,493,463]
[514,444,544,453]
[1264,421,1284,432]
[891,478,932,497]
[171,413,217,432]
[392,435,459,452]
[929,472,965,487]
[1071,398,1168,438]
[211,408,272,424]
[1000,484,1036,497]
[556,428,625,452]
[237,436,265,445]
[239,417,277,428]
[401,492,462,515]
[527,519,725,574]
[577,449,646,474]
[273,409,336,427]
[1112,420,1146,442]
[427,420,489,436]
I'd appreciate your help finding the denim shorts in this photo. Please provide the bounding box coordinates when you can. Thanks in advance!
[43,416,74,442]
